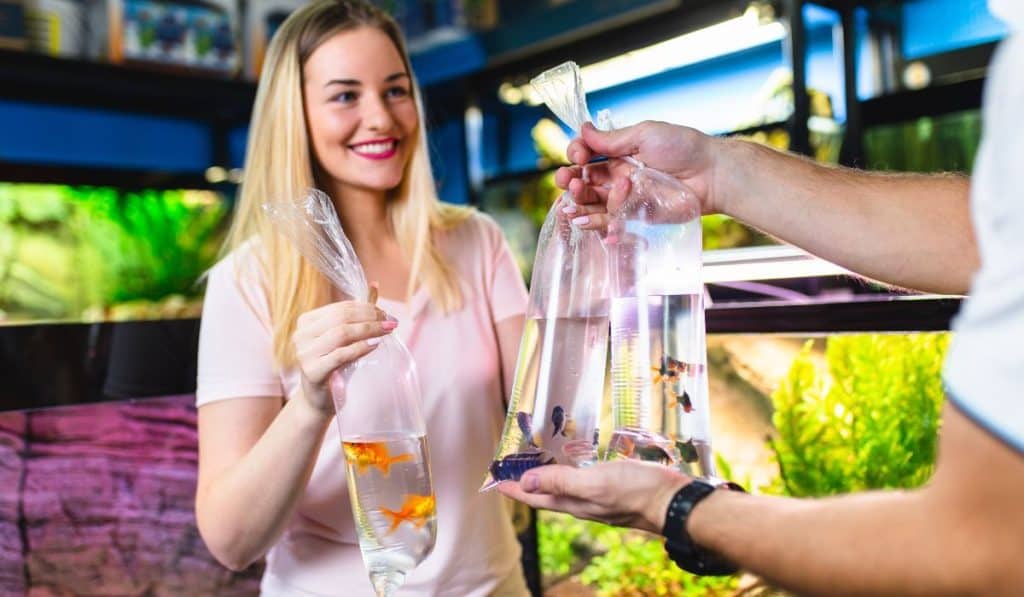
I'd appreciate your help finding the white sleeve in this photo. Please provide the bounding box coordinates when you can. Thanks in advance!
[943,35,1024,452]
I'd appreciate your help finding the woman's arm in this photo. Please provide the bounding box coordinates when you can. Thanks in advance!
[196,394,331,571]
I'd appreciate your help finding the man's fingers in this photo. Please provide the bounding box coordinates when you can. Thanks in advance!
[520,465,589,497]
[581,122,641,158]
[566,138,595,166]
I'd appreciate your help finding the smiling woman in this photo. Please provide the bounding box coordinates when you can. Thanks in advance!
[192,1,532,596]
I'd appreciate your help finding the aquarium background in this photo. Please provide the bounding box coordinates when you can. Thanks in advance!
[0,184,228,324]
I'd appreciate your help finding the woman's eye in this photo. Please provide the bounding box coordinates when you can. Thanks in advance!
[386,86,410,99]
[332,90,357,104]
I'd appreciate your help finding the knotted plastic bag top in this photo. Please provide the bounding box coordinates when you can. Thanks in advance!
[263,189,425,437]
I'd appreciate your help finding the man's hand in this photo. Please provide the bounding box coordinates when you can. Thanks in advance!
[553,121,725,234]
[497,460,690,534]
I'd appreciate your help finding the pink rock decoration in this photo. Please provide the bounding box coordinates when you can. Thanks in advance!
[0,396,262,595]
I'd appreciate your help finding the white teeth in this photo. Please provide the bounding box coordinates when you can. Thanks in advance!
[353,141,395,154]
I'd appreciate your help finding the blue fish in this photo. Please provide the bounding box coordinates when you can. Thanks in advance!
[551,406,566,437]
[489,451,555,482]
[516,412,539,448]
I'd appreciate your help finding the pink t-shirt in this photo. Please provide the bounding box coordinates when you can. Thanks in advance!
[197,212,530,596]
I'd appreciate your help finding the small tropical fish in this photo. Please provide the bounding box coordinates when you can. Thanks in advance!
[551,406,575,438]
[551,406,565,437]
[342,442,413,476]
[676,438,699,463]
[611,433,676,464]
[652,356,706,384]
[489,451,556,482]
[517,411,540,448]
[669,389,694,413]
[380,493,435,534]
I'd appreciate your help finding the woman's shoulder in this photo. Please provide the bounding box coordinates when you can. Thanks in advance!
[206,238,269,297]
[439,205,507,249]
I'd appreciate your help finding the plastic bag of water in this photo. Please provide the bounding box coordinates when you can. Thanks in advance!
[540,61,719,480]
[480,65,612,491]
[264,190,434,596]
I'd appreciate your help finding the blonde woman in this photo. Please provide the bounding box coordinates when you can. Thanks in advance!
[194,1,530,594]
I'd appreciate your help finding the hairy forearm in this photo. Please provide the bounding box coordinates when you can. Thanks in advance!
[197,396,332,570]
[689,486,1018,596]
[713,139,977,295]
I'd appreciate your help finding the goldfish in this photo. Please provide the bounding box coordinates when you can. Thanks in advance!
[342,441,413,476]
[380,494,435,534]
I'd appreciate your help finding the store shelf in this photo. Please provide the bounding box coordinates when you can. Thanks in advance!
[0,161,222,190]
[861,76,985,127]
[707,295,961,334]
[0,48,256,125]
[0,318,200,412]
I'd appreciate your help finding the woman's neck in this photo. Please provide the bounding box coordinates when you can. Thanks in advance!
[330,183,392,252]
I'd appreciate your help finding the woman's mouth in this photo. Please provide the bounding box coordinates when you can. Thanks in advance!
[350,139,399,160]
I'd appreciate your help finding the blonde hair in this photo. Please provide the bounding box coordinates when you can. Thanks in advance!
[221,0,472,366]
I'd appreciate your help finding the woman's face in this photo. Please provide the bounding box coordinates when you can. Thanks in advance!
[303,27,418,196]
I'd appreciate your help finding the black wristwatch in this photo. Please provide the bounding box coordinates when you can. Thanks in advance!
[661,478,744,576]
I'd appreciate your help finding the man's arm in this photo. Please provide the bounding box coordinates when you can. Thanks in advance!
[716,140,977,295]
[561,123,979,295]
[499,402,1024,595]
[687,401,1024,595]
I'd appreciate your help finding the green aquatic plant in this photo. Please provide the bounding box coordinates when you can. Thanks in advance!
[0,183,228,321]
[769,333,949,497]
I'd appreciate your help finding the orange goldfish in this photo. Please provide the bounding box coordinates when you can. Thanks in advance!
[342,441,413,476]
[380,493,436,534]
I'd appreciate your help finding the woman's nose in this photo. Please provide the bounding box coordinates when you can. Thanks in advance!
[362,95,395,132]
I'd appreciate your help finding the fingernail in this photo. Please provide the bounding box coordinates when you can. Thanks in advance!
[384,312,397,322]
[568,148,579,163]
[561,204,577,215]
[382,320,398,330]
[367,337,382,346]
[572,216,590,227]
[522,474,539,492]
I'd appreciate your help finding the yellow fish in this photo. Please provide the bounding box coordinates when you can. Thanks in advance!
[380,494,436,534]
[342,441,413,476]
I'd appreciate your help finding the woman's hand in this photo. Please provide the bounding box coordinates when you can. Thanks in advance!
[497,460,690,534]
[292,293,395,415]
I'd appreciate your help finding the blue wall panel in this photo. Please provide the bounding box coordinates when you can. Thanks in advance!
[0,101,212,172]
[902,0,1008,59]
[427,118,469,204]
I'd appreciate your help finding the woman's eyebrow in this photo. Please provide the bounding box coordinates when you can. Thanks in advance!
[324,78,360,88]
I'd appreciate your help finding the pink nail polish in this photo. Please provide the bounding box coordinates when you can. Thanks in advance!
[562,204,577,215]
[572,215,590,226]
[382,320,398,330]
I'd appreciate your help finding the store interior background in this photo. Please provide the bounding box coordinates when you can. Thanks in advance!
[0,0,1002,594]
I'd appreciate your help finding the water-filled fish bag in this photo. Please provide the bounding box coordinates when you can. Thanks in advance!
[480,64,612,491]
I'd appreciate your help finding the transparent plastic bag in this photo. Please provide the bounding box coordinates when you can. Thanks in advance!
[480,67,611,491]
[541,62,718,480]
[263,189,435,596]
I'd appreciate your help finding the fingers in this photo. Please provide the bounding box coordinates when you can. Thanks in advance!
[606,175,631,214]
[520,465,596,498]
[566,138,595,166]
[580,122,642,159]
[294,299,398,385]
